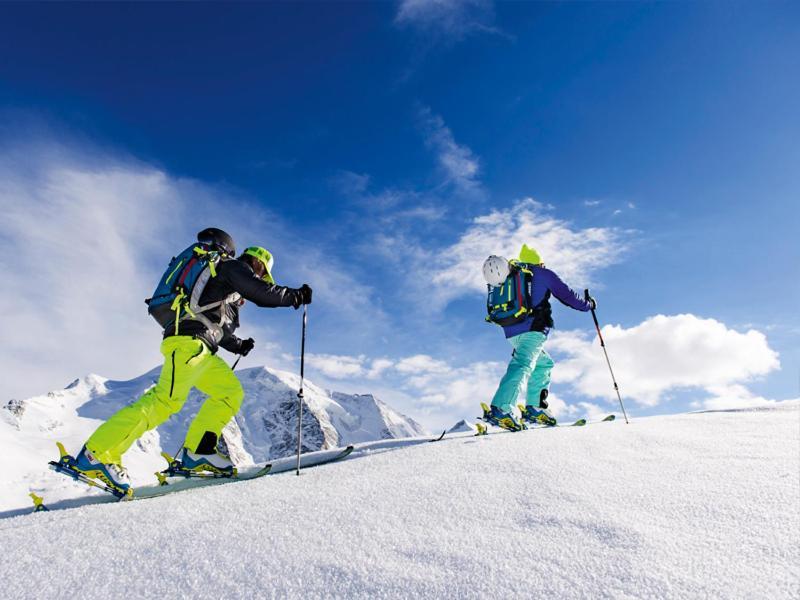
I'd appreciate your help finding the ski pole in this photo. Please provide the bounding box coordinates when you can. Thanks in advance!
[585,289,629,424]
[295,304,308,476]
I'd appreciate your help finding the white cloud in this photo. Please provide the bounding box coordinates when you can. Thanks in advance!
[306,354,369,379]
[367,358,394,379]
[305,354,395,381]
[418,106,481,194]
[583,199,602,207]
[395,354,450,375]
[395,0,499,41]
[430,197,628,306]
[548,314,781,408]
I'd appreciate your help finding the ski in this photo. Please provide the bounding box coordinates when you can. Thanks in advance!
[292,444,354,471]
[474,411,615,437]
[527,414,616,429]
[429,430,446,442]
[48,442,355,505]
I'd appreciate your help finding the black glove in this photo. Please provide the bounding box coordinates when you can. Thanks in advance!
[584,289,597,311]
[239,338,255,356]
[298,284,312,305]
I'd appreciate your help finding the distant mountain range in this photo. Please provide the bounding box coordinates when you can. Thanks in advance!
[0,365,426,509]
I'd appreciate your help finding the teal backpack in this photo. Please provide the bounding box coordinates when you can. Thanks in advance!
[486,261,535,326]
[145,243,226,333]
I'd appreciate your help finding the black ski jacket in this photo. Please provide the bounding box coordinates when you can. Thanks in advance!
[165,258,300,353]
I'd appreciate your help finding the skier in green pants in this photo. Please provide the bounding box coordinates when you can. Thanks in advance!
[69,228,312,495]
[482,244,595,431]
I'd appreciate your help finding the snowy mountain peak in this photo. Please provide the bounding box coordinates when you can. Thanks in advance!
[447,419,476,433]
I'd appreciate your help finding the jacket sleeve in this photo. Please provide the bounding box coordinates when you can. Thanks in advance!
[543,267,592,311]
[221,259,300,308]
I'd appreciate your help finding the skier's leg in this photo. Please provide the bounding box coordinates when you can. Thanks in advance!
[490,331,545,414]
[85,337,210,464]
[520,347,557,425]
[526,348,554,407]
[183,354,244,453]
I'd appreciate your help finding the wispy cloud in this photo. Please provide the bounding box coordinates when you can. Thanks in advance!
[548,314,782,408]
[330,170,371,198]
[395,0,501,42]
[418,106,482,195]
[0,133,385,402]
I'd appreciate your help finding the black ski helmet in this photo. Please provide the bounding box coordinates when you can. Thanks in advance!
[197,227,235,257]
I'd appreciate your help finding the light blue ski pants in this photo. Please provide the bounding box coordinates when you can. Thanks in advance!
[490,331,553,414]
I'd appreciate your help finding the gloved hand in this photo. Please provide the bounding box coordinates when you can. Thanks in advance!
[239,338,255,356]
[298,284,312,305]
[584,289,597,311]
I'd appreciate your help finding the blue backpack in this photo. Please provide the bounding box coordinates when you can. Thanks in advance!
[486,261,535,326]
[145,243,225,333]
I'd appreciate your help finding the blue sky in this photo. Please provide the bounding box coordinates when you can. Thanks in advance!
[1,1,797,429]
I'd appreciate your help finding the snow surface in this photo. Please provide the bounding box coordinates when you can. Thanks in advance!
[1,403,798,599]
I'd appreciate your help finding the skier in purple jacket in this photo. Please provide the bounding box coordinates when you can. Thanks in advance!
[482,244,595,430]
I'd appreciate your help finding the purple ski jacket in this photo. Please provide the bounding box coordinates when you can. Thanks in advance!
[502,264,593,338]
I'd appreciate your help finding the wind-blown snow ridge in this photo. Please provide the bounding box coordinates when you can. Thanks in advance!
[0,402,797,599]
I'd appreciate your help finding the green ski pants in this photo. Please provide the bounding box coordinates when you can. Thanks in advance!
[86,336,244,464]
[490,331,554,414]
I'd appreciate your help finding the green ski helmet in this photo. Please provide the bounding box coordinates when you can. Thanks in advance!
[243,246,275,283]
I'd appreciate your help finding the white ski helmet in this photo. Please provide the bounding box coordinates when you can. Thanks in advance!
[482,255,510,287]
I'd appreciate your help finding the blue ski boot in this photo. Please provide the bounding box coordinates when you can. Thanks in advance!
[176,448,237,477]
[520,390,557,427]
[480,403,526,432]
[73,445,132,495]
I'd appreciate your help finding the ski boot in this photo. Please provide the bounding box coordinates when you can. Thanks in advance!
[520,390,557,427]
[168,448,237,478]
[479,402,526,432]
[72,445,132,496]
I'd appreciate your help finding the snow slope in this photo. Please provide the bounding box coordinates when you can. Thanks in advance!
[1,402,798,599]
[0,366,425,512]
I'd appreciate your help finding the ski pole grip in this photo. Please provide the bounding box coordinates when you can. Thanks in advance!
[585,288,601,328]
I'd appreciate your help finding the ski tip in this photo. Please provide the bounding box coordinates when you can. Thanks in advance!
[430,430,446,442]
[480,402,491,412]
[160,451,176,465]
[155,472,169,486]
[602,414,616,422]
[572,419,587,427]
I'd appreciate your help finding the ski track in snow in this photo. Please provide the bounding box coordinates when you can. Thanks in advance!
[0,403,798,599]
